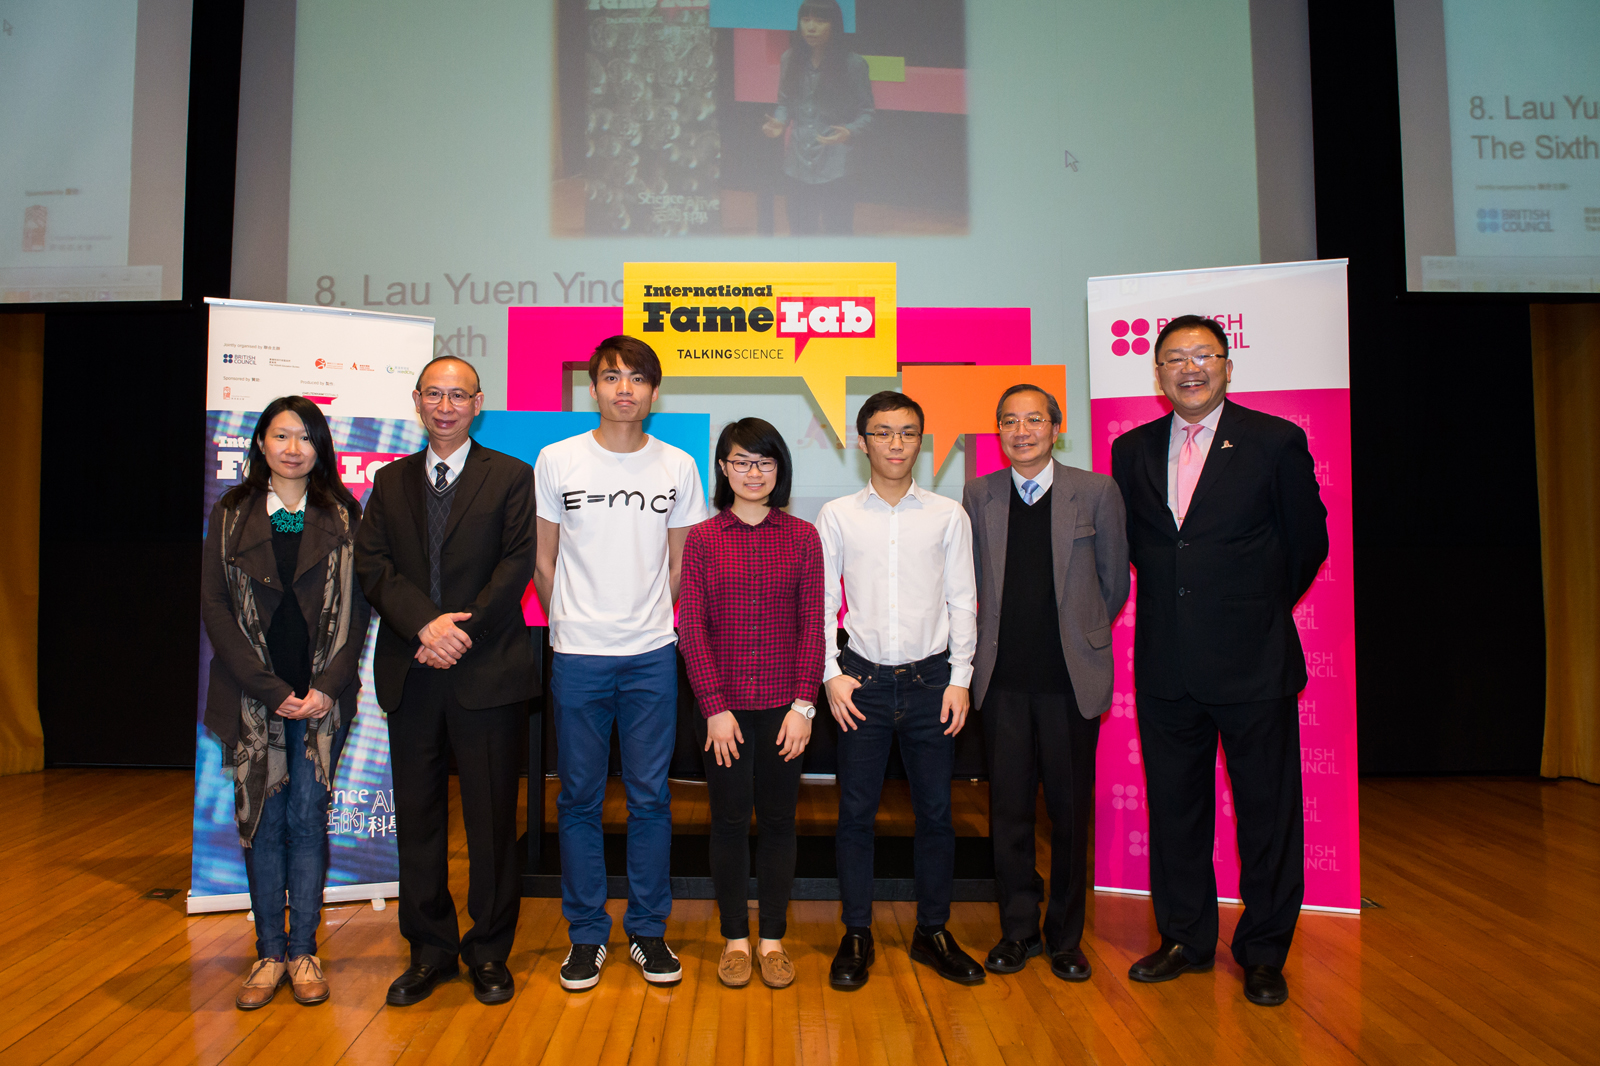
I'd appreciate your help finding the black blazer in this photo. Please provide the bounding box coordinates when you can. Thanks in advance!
[354,441,540,713]
[200,493,372,749]
[1110,400,1328,704]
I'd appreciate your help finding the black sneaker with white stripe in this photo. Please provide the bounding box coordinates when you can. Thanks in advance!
[560,943,606,991]
[628,934,682,984]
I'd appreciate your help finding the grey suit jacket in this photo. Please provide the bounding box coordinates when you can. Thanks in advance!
[962,460,1130,718]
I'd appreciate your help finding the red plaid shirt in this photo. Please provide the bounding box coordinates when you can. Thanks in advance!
[678,507,825,717]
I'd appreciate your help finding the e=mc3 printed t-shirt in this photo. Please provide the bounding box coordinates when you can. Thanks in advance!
[534,431,708,657]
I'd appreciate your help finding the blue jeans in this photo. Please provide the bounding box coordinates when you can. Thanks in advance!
[552,644,679,944]
[834,647,956,929]
[243,715,340,959]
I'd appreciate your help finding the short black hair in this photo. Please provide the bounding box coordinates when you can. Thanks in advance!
[712,417,793,511]
[855,390,924,439]
[1152,315,1229,361]
[994,383,1062,427]
[416,355,482,393]
[590,334,663,388]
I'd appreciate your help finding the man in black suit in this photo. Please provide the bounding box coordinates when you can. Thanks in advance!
[963,384,1127,982]
[355,355,539,1007]
[1110,315,1327,1008]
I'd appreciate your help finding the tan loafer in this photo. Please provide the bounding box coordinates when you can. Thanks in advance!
[288,954,330,1005]
[236,957,287,1010]
[758,948,795,989]
[718,949,752,988]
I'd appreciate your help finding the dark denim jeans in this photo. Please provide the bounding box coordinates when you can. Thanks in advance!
[243,715,340,960]
[553,643,679,944]
[834,646,955,929]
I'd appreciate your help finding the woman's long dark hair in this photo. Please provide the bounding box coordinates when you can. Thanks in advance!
[712,418,793,511]
[221,396,362,519]
[779,0,853,118]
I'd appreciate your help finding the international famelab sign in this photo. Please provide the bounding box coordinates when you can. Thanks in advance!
[623,261,898,446]
[1086,260,1360,914]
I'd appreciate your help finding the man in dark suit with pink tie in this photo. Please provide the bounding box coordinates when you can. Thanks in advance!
[1110,315,1328,1008]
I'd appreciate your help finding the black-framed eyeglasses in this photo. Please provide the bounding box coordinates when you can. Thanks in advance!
[863,429,921,443]
[722,458,777,473]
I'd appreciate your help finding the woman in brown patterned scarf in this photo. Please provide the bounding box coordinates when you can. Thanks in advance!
[200,396,371,1011]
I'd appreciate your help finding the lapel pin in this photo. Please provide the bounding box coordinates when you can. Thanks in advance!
[1221,440,1233,449]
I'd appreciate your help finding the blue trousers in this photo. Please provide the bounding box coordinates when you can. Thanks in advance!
[553,644,679,944]
[243,715,341,960]
[835,647,956,929]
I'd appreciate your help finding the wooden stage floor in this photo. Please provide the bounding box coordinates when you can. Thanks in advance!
[1,769,1595,1065]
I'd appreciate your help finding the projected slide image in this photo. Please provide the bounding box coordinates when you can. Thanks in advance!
[0,0,136,271]
[553,0,968,238]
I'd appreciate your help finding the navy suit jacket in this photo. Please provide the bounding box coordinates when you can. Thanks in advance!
[1110,400,1328,704]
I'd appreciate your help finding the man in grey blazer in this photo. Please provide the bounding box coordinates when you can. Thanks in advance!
[962,384,1128,982]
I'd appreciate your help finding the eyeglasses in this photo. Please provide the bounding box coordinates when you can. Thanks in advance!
[1157,353,1226,370]
[419,387,479,405]
[862,429,921,444]
[723,458,777,473]
[998,414,1053,430]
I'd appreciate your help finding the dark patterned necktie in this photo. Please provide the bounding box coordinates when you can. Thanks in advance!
[435,461,449,490]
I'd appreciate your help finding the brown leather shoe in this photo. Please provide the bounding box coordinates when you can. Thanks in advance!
[288,954,330,1005]
[718,948,752,987]
[758,948,795,989]
[236,957,287,1010]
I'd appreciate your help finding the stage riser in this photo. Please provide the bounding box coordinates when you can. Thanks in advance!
[518,832,997,901]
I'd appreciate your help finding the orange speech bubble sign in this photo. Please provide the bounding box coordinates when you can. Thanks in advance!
[900,364,1069,473]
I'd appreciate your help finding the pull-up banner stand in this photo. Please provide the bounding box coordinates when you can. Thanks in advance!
[1086,260,1360,914]
[188,298,433,914]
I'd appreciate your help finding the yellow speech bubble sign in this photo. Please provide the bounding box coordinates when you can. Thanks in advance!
[623,262,897,443]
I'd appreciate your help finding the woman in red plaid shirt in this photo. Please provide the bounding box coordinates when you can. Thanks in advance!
[678,417,825,990]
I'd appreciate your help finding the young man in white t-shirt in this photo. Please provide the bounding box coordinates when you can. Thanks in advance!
[533,335,708,992]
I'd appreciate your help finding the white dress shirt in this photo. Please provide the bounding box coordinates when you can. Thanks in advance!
[1009,461,1054,504]
[265,487,305,516]
[816,479,977,687]
[1167,401,1226,523]
[425,439,472,489]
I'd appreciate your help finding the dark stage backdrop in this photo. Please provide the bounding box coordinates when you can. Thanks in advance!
[35,0,1548,774]
[1308,0,1546,774]
[36,0,244,767]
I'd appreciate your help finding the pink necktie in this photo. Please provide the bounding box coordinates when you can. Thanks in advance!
[1176,423,1204,526]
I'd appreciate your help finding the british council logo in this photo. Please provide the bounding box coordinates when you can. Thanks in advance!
[1110,318,1151,357]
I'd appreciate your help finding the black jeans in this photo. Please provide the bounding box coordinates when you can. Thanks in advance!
[980,689,1101,949]
[1136,691,1304,968]
[835,646,955,929]
[697,705,804,940]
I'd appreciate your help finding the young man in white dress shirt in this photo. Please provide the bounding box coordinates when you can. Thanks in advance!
[818,390,985,989]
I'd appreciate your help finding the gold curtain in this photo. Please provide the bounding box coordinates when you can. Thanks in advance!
[0,315,44,776]
[1532,303,1600,782]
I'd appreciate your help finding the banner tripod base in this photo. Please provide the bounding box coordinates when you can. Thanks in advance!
[518,831,998,901]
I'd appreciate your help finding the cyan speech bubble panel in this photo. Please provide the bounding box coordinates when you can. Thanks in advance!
[710,0,856,33]
[471,411,713,498]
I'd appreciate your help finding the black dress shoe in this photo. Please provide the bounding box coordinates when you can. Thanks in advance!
[984,935,1042,974]
[469,960,515,1005]
[386,961,457,1006]
[1049,945,1092,982]
[909,926,985,985]
[1243,964,1288,1006]
[829,932,874,990]
[1127,939,1214,983]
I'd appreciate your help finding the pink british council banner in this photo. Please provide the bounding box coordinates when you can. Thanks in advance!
[1086,260,1359,913]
